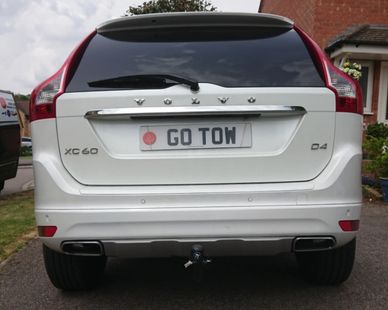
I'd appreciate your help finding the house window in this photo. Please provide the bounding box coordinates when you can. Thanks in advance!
[357,61,374,113]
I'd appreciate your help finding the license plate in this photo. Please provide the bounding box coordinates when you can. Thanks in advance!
[140,123,252,151]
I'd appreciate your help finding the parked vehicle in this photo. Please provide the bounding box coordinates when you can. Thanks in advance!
[0,90,20,192]
[21,136,32,149]
[30,13,363,290]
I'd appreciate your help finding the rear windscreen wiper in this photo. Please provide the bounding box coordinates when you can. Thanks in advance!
[88,74,200,91]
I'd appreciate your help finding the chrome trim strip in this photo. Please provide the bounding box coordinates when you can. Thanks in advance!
[84,105,306,119]
[0,122,19,127]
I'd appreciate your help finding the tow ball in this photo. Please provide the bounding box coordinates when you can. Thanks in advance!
[184,244,211,281]
[184,244,212,268]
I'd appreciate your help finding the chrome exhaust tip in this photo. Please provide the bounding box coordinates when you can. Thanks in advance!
[61,241,103,256]
[293,237,336,252]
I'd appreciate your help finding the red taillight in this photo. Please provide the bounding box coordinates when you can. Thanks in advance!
[30,31,96,122]
[29,67,64,121]
[294,25,363,115]
[339,220,360,232]
[38,225,58,237]
[325,62,363,115]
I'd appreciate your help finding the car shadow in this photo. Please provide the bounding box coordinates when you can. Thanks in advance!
[58,254,353,309]
[104,254,302,290]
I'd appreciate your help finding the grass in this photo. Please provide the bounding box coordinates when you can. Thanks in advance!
[0,191,35,262]
[19,155,32,159]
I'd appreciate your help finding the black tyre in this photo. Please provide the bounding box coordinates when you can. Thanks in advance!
[43,244,107,290]
[0,180,4,191]
[296,238,356,285]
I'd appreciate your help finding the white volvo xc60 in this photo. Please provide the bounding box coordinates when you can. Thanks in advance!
[30,13,363,290]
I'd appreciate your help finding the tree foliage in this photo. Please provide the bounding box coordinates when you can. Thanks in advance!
[127,0,217,15]
[14,94,30,101]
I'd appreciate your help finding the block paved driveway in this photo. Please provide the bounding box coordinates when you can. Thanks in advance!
[0,204,387,310]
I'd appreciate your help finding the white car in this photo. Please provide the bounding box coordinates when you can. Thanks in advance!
[31,13,362,290]
[21,136,32,149]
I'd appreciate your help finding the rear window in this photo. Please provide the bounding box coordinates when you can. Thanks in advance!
[66,27,324,92]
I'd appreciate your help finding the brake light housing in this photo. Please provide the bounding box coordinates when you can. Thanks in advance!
[294,25,363,115]
[30,31,96,122]
[29,67,64,121]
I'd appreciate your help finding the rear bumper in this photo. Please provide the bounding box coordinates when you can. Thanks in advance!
[37,202,360,257]
[34,147,362,257]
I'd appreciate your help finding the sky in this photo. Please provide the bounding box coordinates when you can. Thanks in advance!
[0,0,260,95]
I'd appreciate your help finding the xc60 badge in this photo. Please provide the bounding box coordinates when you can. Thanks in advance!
[65,148,99,155]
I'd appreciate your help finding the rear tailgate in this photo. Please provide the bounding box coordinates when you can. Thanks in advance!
[56,14,335,186]
[56,86,335,185]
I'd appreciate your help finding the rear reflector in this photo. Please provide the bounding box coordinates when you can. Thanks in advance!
[339,220,360,232]
[38,226,57,237]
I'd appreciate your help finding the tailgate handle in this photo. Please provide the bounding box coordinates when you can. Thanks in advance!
[84,105,306,119]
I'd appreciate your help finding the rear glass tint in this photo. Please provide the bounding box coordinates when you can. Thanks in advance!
[66,27,324,92]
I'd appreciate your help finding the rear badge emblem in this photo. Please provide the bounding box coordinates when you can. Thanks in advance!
[143,131,157,145]
[248,96,256,103]
[164,98,172,105]
[192,98,200,104]
[134,98,145,105]
[217,97,229,104]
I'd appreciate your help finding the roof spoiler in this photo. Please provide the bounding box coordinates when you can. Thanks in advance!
[97,12,293,33]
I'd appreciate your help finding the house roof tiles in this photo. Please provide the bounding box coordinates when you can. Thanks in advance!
[326,24,388,53]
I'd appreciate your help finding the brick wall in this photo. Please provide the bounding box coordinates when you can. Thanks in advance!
[259,0,316,35]
[260,0,388,48]
[314,0,388,48]
[18,111,31,137]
